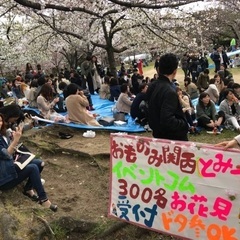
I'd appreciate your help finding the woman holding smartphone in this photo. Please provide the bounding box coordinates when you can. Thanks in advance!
[37,83,67,122]
[0,113,57,211]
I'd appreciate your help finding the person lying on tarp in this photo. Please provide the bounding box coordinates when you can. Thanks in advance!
[0,113,57,212]
[65,83,101,126]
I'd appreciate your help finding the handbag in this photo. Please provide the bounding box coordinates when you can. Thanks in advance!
[98,116,115,126]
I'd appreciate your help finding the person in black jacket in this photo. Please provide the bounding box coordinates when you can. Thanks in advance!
[147,53,189,141]
[130,83,148,126]
[212,46,229,73]
[131,69,141,95]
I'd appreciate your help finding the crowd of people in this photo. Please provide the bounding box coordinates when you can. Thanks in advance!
[1,49,240,135]
[1,46,240,210]
[180,49,240,135]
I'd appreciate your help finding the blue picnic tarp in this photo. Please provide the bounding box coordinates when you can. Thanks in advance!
[24,95,145,133]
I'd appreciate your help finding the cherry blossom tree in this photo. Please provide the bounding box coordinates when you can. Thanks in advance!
[0,0,214,74]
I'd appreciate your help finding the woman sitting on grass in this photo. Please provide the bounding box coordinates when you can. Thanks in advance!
[196,92,224,133]
[204,78,219,104]
[0,113,57,212]
[184,76,199,100]
[219,88,240,131]
[214,73,224,94]
[176,87,198,134]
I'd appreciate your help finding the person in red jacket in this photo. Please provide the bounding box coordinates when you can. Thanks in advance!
[137,59,143,76]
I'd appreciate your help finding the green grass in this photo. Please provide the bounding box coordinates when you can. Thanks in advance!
[143,58,240,81]
[189,128,237,144]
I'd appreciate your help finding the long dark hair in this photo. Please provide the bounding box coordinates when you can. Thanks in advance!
[184,76,191,87]
[223,88,234,99]
[25,62,33,72]
[198,92,211,108]
[0,104,24,124]
[91,55,98,65]
[38,83,53,101]
[0,113,6,135]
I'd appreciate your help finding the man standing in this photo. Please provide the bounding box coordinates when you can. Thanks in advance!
[81,56,94,94]
[131,69,140,95]
[147,53,189,141]
[230,38,236,52]
[180,53,189,77]
[212,46,229,73]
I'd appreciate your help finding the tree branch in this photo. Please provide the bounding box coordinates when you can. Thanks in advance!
[90,41,107,49]
[107,0,203,9]
[111,14,125,29]
[144,25,181,47]
[13,0,101,17]
[34,11,79,46]
[139,8,184,45]
[0,4,18,18]
[112,46,128,53]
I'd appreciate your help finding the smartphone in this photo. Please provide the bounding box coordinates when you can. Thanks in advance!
[18,121,25,129]
[11,123,18,131]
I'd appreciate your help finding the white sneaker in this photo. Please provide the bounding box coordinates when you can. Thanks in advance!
[41,178,45,185]
[206,131,221,135]
[144,124,152,132]
[83,130,96,138]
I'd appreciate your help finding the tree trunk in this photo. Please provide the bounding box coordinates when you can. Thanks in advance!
[106,47,117,77]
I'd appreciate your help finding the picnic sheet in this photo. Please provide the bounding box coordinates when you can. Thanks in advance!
[24,95,145,133]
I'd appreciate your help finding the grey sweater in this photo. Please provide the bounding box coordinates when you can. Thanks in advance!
[196,100,216,121]
[219,99,240,121]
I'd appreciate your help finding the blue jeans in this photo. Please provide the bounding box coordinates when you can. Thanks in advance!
[0,159,47,201]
